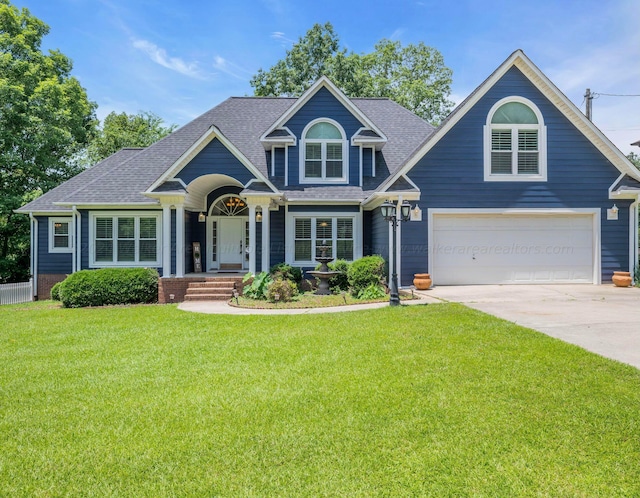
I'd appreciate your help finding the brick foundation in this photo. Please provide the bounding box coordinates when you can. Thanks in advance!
[37,274,68,300]
[158,276,248,303]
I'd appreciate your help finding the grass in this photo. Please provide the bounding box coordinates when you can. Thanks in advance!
[1,301,639,496]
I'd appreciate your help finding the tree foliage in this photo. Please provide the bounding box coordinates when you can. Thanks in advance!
[0,0,97,282]
[251,22,454,124]
[84,111,177,165]
[627,151,640,170]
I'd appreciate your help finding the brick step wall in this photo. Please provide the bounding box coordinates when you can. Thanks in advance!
[184,277,244,302]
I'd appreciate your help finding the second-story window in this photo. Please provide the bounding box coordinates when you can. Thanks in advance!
[301,120,347,183]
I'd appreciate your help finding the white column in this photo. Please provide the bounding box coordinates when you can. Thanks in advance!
[248,205,256,274]
[262,206,270,273]
[176,204,185,277]
[162,205,171,277]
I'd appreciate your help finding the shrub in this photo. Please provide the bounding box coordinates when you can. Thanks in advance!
[266,278,298,303]
[356,282,387,300]
[59,268,159,308]
[242,271,272,300]
[50,281,63,301]
[348,255,386,298]
[269,263,302,286]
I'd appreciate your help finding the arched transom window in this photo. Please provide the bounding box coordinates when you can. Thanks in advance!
[300,119,347,183]
[209,195,248,216]
[484,97,547,181]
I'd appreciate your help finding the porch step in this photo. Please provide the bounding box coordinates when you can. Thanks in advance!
[183,276,244,302]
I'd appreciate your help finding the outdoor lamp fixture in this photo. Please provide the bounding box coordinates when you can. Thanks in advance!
[381,199,411,306]
[611,204,619,215]
[255,207,263,222]
[198,212,206,222]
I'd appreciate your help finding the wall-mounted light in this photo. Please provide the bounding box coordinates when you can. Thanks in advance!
[198,212,206,222]
[611,204,618,215]
[256,207,263,222]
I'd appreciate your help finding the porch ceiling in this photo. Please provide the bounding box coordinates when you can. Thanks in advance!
[185,174,244,211]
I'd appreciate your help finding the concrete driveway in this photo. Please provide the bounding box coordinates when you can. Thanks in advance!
[421,284,640,369]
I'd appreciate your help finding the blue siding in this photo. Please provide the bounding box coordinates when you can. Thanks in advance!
[256,223,263,273]
[401,66,632,283]
[362,148,373,178]
[284,87,365,187]
[270,208,286,266]
[177,138,257,185]
[36,217,73,274]
[80,211,89,270]
[185,212,207,273]
[370,208,389,261]
[274,147,286,178]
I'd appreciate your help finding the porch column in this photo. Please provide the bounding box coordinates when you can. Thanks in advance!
[248,204,256,274]
[262,205,270,272]
[162,205,171,277]
[176,203,185,277]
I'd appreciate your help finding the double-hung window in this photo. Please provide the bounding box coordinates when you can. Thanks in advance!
[49,218,72,253]
[300,120,347,183]
[484,97,546,181]
[293,216,355,264]
[90,212,161,267]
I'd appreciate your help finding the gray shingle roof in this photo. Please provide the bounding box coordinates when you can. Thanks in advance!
[18,92,434,212]
[612,174,640,192]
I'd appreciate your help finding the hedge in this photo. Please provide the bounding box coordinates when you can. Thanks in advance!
[59,268,159,308]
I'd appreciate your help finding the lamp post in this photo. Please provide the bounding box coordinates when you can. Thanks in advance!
[380,199,411,306]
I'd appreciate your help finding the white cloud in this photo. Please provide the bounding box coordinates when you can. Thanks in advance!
[212,55,251,80]
[271,31,296,45]
[132,39,203,79]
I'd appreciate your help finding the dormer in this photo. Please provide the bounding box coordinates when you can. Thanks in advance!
[260,76,388,186]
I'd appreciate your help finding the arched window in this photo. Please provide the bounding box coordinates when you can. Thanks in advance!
[209,195,248,216]
[300,119,347,182]
[484,97,546,181]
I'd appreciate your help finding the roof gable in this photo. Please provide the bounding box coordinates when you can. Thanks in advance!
[380,49,640,193]
[261,76,387,144]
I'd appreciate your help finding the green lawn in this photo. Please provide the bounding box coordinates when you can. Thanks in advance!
[1,301,639,496]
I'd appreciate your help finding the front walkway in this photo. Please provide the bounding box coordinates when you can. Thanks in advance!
[178,293,441,315]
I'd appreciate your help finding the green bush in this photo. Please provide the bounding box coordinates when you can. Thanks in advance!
[242,271,272,300]
[348,255,386,298]
[314,259,350,292]
[357,282,387,300]
[266,278,298,303]
[269,263,302,286]
[50,281,63,301]
[59,268,159,308]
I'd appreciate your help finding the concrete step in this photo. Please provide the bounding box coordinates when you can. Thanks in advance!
[187,287,234,295]
[189,281,237,289]
[184,293,232,301]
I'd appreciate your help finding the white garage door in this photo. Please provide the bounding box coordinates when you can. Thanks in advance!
[431,213,595,285]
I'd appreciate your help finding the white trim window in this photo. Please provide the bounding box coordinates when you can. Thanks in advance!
[49,217,73,253]
[299,119,348,183]
[289,214,358,265]
[484,96,547,181]
[89,212,162,267]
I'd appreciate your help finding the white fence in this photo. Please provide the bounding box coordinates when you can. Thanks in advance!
[0,279,33,305]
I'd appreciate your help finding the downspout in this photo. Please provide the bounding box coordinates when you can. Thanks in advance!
[72,206,80,272]
[29,213,38,298]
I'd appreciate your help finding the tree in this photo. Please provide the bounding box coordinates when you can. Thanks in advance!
[84,111,177,165]
[0,0,97,282]
[627,152,640,170]
[251,22,454,124]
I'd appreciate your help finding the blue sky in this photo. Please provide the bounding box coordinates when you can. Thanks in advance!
[21,0,640,154]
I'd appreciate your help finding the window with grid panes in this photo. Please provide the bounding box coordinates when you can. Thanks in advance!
[302,121,346,182]
[485,98,546,181]
[91,213,160,266]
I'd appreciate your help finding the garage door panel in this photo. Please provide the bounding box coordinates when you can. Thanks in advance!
[432,214,594,285]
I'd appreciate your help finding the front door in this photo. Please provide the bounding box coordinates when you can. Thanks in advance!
[219,218,245,269]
